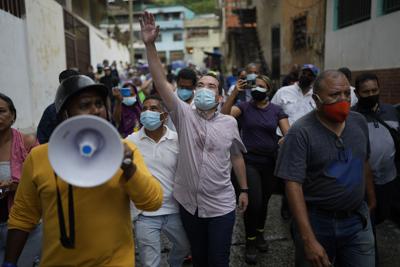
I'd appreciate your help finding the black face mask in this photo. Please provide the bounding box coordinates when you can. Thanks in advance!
[358,94,379,109]
[251,90,268,101]
[298,75,313,89]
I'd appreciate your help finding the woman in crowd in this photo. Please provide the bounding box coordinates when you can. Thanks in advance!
[221,75,289,264]
[113,82,143,137]
[0,93,41,266]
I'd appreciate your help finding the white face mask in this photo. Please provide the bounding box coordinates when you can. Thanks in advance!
[122,96,137,106]
[193,87,217,111]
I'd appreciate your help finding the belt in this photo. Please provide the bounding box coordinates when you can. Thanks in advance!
[307,204,368,229]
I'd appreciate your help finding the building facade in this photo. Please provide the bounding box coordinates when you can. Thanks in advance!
[0,0,129,131]
[325,0,400,103]
[184,13,222,68]
[147,5,195,64]
[253,0,326,81]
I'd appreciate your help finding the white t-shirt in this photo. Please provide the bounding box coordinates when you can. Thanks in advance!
[271,83,316,135]
[126,126,179,217]
[350,85,358,107]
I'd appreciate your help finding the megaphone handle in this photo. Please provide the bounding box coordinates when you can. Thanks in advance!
[54,173,75,249]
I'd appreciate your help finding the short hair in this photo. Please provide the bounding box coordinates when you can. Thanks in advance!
[313,70,347,94]
[0,92,17,121]
[257,75,272,89]
[143,95,166,111]
[236,68,246,77]
[59,69,79,83]
[355,73,379,92]
[202,72,223,95]
[246,63,257,71]
[338,67,352,82]
[177,68,197,86]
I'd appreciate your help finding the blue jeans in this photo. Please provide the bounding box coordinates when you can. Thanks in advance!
[179,205,236,267]
[293,202,375,267]
[135,213,190,267]
[0,222,42,267]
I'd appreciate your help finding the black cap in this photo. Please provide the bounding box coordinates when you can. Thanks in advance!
[54,75,108,114]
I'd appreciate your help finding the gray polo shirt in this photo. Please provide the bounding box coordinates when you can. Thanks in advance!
[169,97,246,218]
[275,111,370,211]
[353,103,399,185]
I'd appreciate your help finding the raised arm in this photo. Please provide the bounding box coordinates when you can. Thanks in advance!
[221,79,246,117]
[140,11,177,111]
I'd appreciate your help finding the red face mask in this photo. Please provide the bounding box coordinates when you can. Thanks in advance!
[321,101,350,123]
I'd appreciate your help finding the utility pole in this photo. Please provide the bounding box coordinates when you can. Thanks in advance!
[128,0,135,65]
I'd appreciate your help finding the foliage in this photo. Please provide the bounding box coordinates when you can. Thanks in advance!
[153,0,217,14]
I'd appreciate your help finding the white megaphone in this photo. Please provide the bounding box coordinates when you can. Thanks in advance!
[48,115,123,187]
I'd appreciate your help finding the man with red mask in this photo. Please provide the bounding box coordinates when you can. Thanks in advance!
[275,70,376,267]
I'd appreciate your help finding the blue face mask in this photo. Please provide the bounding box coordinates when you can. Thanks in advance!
[140,110,163,131]
[177,88,194,101]
[122,96,137,106]
[194,88,217,111]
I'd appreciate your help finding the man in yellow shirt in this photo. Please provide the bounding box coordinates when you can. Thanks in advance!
[2,75,163,267]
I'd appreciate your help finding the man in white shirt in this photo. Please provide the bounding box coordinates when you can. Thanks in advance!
[271,64,319,219]
[127,95,189,267]
[271,64,319,128]
[338,67,358,106]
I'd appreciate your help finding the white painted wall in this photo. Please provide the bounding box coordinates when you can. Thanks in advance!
[325,0,400,70]
[24,0,66,130]
[89,25,130,67]
[0,10,33,130]
[0,0,129,132]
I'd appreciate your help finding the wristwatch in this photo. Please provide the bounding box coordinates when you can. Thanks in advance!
[239,188,249,193]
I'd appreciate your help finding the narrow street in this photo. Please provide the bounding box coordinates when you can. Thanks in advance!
[154,195,400,266]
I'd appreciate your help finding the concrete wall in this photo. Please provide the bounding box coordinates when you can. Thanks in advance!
[0,10,33,130]
[0,0,129,132]
[325,0,400,70]
[89,25,130,67]
[280,0,325,74]
[0,0,66,132]
[25,0,67,131]
[256,0,281,74]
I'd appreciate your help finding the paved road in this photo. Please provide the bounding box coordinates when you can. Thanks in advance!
[139,195,400,266]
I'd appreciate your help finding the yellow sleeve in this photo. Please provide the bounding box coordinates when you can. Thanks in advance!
[8,153,42,232]
[122,141,163,212]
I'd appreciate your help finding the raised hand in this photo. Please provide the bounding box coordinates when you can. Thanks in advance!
[112,87,123,102]
[140,11,160,45]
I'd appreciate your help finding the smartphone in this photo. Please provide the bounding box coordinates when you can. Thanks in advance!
[119,87,131,97]
[246,79,256,89]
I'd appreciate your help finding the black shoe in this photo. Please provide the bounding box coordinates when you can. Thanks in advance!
[245,239,257,265]
[256,233,269,252]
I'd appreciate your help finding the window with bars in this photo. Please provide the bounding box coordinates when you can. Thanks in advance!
[337,0,371,29]
[0,0,25,18]
[173,33,183,41]
[383,0,400,14]
[293,15,307,51]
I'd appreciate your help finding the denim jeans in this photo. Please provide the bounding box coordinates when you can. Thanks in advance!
[293,201,375,267]
[135,213,190,267]
[179,205,236,267]
[0,222,42,267]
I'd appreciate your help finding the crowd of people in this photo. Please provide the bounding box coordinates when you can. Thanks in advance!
[1,11,400,267]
